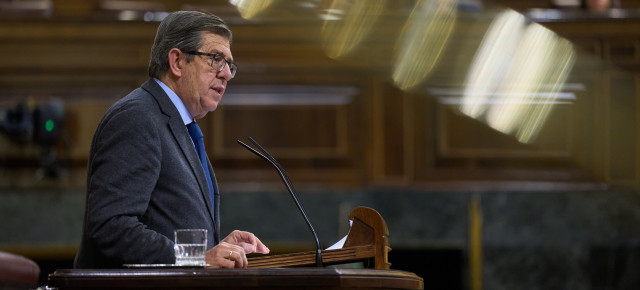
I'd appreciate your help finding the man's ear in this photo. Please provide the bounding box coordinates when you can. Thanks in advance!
[167,48,183,77]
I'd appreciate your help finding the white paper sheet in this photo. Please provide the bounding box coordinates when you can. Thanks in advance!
[324,219,353,250]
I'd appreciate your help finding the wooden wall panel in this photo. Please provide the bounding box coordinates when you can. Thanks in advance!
[1,2,640,188]
[369,80,417,185]
[436,104,573,159]
[607,73,637,183]
[213,106,347,158]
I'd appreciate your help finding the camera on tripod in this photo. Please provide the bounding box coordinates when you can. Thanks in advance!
[0,98,65,178]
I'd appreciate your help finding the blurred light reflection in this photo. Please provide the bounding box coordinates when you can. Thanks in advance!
[228,1,578,145]
[229,0,275,20]
[459,10,575,144]
[460,10,525,118]
[392,0,457,90]
[321,0,386,59]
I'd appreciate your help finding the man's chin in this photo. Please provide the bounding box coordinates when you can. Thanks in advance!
[202,103,219,116]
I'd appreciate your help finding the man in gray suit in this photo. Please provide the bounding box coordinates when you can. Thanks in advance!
[74,10,269,269]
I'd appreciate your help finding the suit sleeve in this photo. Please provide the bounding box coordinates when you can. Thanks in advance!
[85,105,174,265]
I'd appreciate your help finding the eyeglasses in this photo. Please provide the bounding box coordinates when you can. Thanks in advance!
[185,51,237,78]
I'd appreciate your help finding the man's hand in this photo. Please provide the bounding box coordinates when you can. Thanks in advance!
[222,230,270,255]
[204,230,269,268]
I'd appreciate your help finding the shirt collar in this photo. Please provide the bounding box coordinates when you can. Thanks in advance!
[154,78,193,126]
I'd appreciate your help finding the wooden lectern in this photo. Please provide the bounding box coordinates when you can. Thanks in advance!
[48,268,423,289]
[247,206,391,269]
[47,207,423,290]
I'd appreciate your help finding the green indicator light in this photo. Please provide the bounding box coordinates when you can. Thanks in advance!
[45,119,55,132]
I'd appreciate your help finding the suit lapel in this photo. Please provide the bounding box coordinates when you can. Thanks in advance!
[141,80,218,230]
[207,159,221,243]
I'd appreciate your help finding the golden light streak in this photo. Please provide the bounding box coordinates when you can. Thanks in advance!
[321,0,386,59]
[458,9,575,144]
[487,24,555,136]
[460,10,525,118]
[515,38,574,143]
[486,24,574,143]
[392,0,457,91]
[230,0,275,20]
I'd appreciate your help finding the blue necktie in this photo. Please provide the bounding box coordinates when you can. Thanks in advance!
[187,122,215,208]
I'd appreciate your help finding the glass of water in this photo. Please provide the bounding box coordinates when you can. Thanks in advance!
[174,229,207,266]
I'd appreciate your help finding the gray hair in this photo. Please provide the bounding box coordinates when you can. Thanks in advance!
[148,10,232,78]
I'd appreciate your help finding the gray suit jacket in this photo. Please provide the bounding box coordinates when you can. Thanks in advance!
[74,79,220,268]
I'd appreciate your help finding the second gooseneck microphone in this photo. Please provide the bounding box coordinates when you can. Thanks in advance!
[237,137,323,267]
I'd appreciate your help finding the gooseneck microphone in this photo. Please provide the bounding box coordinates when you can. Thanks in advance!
[237,137,323,267]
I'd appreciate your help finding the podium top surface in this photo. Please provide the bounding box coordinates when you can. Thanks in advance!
[48,268,424,290]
